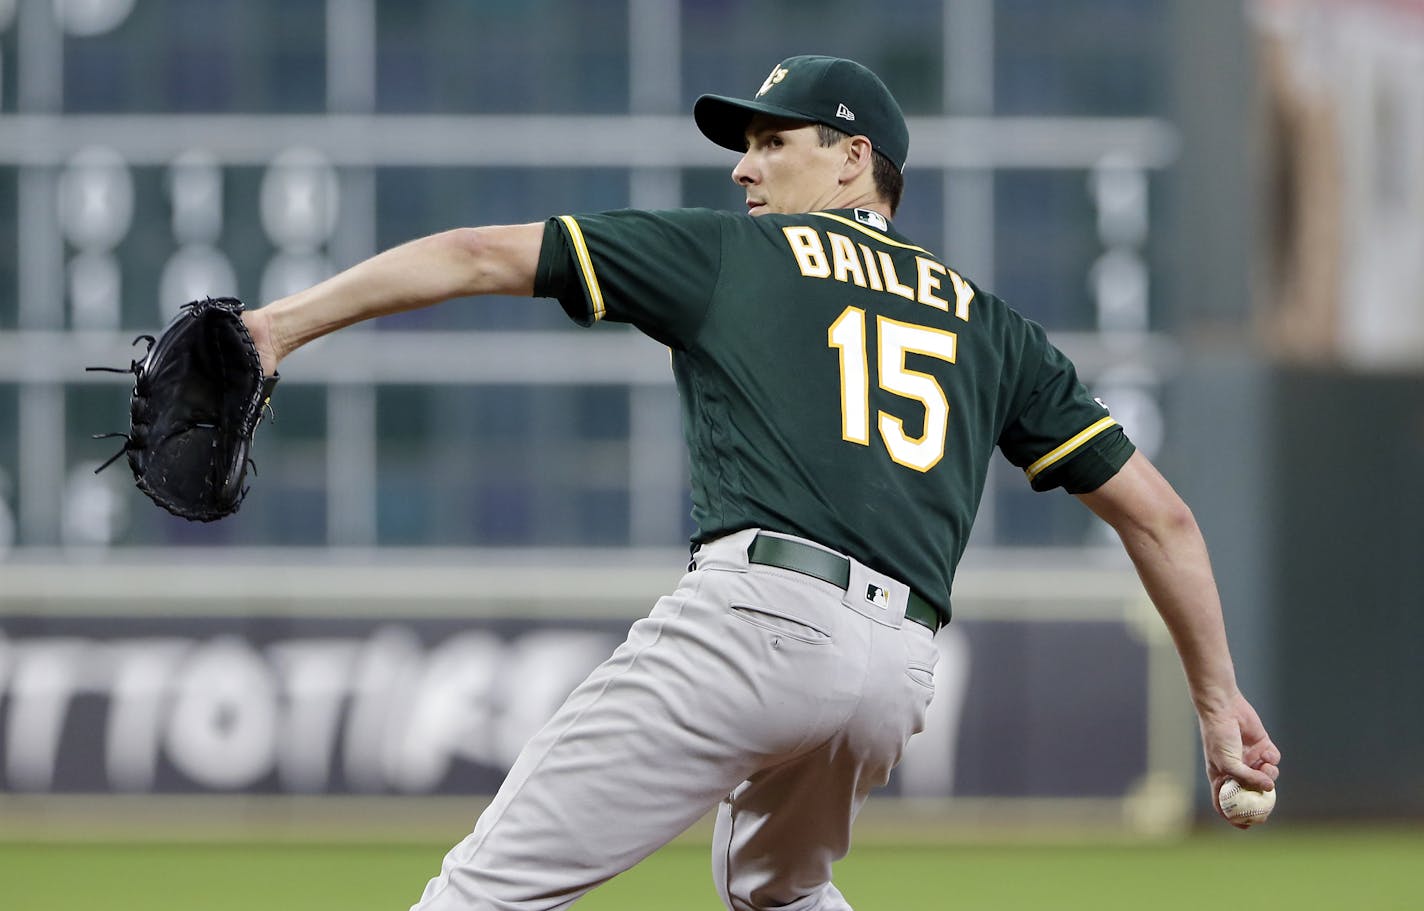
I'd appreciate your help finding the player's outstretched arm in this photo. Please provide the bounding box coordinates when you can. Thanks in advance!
[242,223,545,376]
[1076,452,1281,825]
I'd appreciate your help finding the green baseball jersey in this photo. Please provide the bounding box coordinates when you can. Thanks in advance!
[534,207,1134,621]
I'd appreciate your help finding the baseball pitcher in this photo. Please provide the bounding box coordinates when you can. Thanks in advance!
[229,56,1280,911]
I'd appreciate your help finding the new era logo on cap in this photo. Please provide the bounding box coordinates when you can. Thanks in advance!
[836,103,855,121]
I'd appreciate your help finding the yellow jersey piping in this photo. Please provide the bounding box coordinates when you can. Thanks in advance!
[809,212,934,256]
[1025,416,1119,482]
[557,215,606,321]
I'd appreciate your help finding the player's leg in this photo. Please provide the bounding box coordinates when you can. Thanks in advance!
[712,620,938,911]
[409,588,743,909]
[410,531,861,911]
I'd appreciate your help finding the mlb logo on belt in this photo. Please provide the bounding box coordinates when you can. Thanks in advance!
[865,583,889,609]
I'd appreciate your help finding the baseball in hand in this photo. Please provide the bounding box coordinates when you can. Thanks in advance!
[1218,778,1276,827]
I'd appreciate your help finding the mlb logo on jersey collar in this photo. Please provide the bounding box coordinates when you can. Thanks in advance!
[854,208,888,232]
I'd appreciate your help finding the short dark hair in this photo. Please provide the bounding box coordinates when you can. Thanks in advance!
[815,123,904,216]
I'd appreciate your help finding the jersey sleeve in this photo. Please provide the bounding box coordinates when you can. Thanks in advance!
[997,319,1136,494]
[533,208,725,350]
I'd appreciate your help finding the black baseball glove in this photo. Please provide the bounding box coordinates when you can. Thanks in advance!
[89,297,279,522]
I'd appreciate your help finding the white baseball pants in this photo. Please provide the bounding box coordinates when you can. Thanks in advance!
[410,528,939,911]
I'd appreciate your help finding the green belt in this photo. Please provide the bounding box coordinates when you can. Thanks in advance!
[747,534,943,633]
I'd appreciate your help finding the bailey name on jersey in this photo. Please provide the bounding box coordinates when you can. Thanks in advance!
[780,210,975,322]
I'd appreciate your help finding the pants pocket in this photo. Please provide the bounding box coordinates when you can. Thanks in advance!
[905,663,936,690]
[729,603,832,644]
[904,629,939,691]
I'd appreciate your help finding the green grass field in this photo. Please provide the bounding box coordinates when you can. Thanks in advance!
[2,827,1421,910]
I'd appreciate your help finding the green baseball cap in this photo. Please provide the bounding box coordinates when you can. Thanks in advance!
[694,55,909,172]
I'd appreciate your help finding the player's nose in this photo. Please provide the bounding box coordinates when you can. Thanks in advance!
[732,153,757,186]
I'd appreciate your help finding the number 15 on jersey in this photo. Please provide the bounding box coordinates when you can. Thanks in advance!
[828,307,958,473]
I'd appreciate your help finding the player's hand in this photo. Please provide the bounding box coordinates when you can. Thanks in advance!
[1198,691,1281,828]
[241,307,281,378]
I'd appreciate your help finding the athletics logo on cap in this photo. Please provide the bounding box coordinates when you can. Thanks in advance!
[757,65,789,98]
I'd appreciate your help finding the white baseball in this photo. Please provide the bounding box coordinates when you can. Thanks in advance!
[1218,778,1276,826]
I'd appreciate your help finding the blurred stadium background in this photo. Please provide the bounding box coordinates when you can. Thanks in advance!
[0,0,1421,908]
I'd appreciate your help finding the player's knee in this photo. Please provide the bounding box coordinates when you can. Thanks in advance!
[720,879,851,911]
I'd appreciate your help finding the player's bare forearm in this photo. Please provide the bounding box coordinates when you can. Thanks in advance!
[1077,454,1236,707]
[245,222,544,373]
[1076,452,1280,798]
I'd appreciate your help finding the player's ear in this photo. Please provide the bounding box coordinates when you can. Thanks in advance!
[840,135,875,185]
